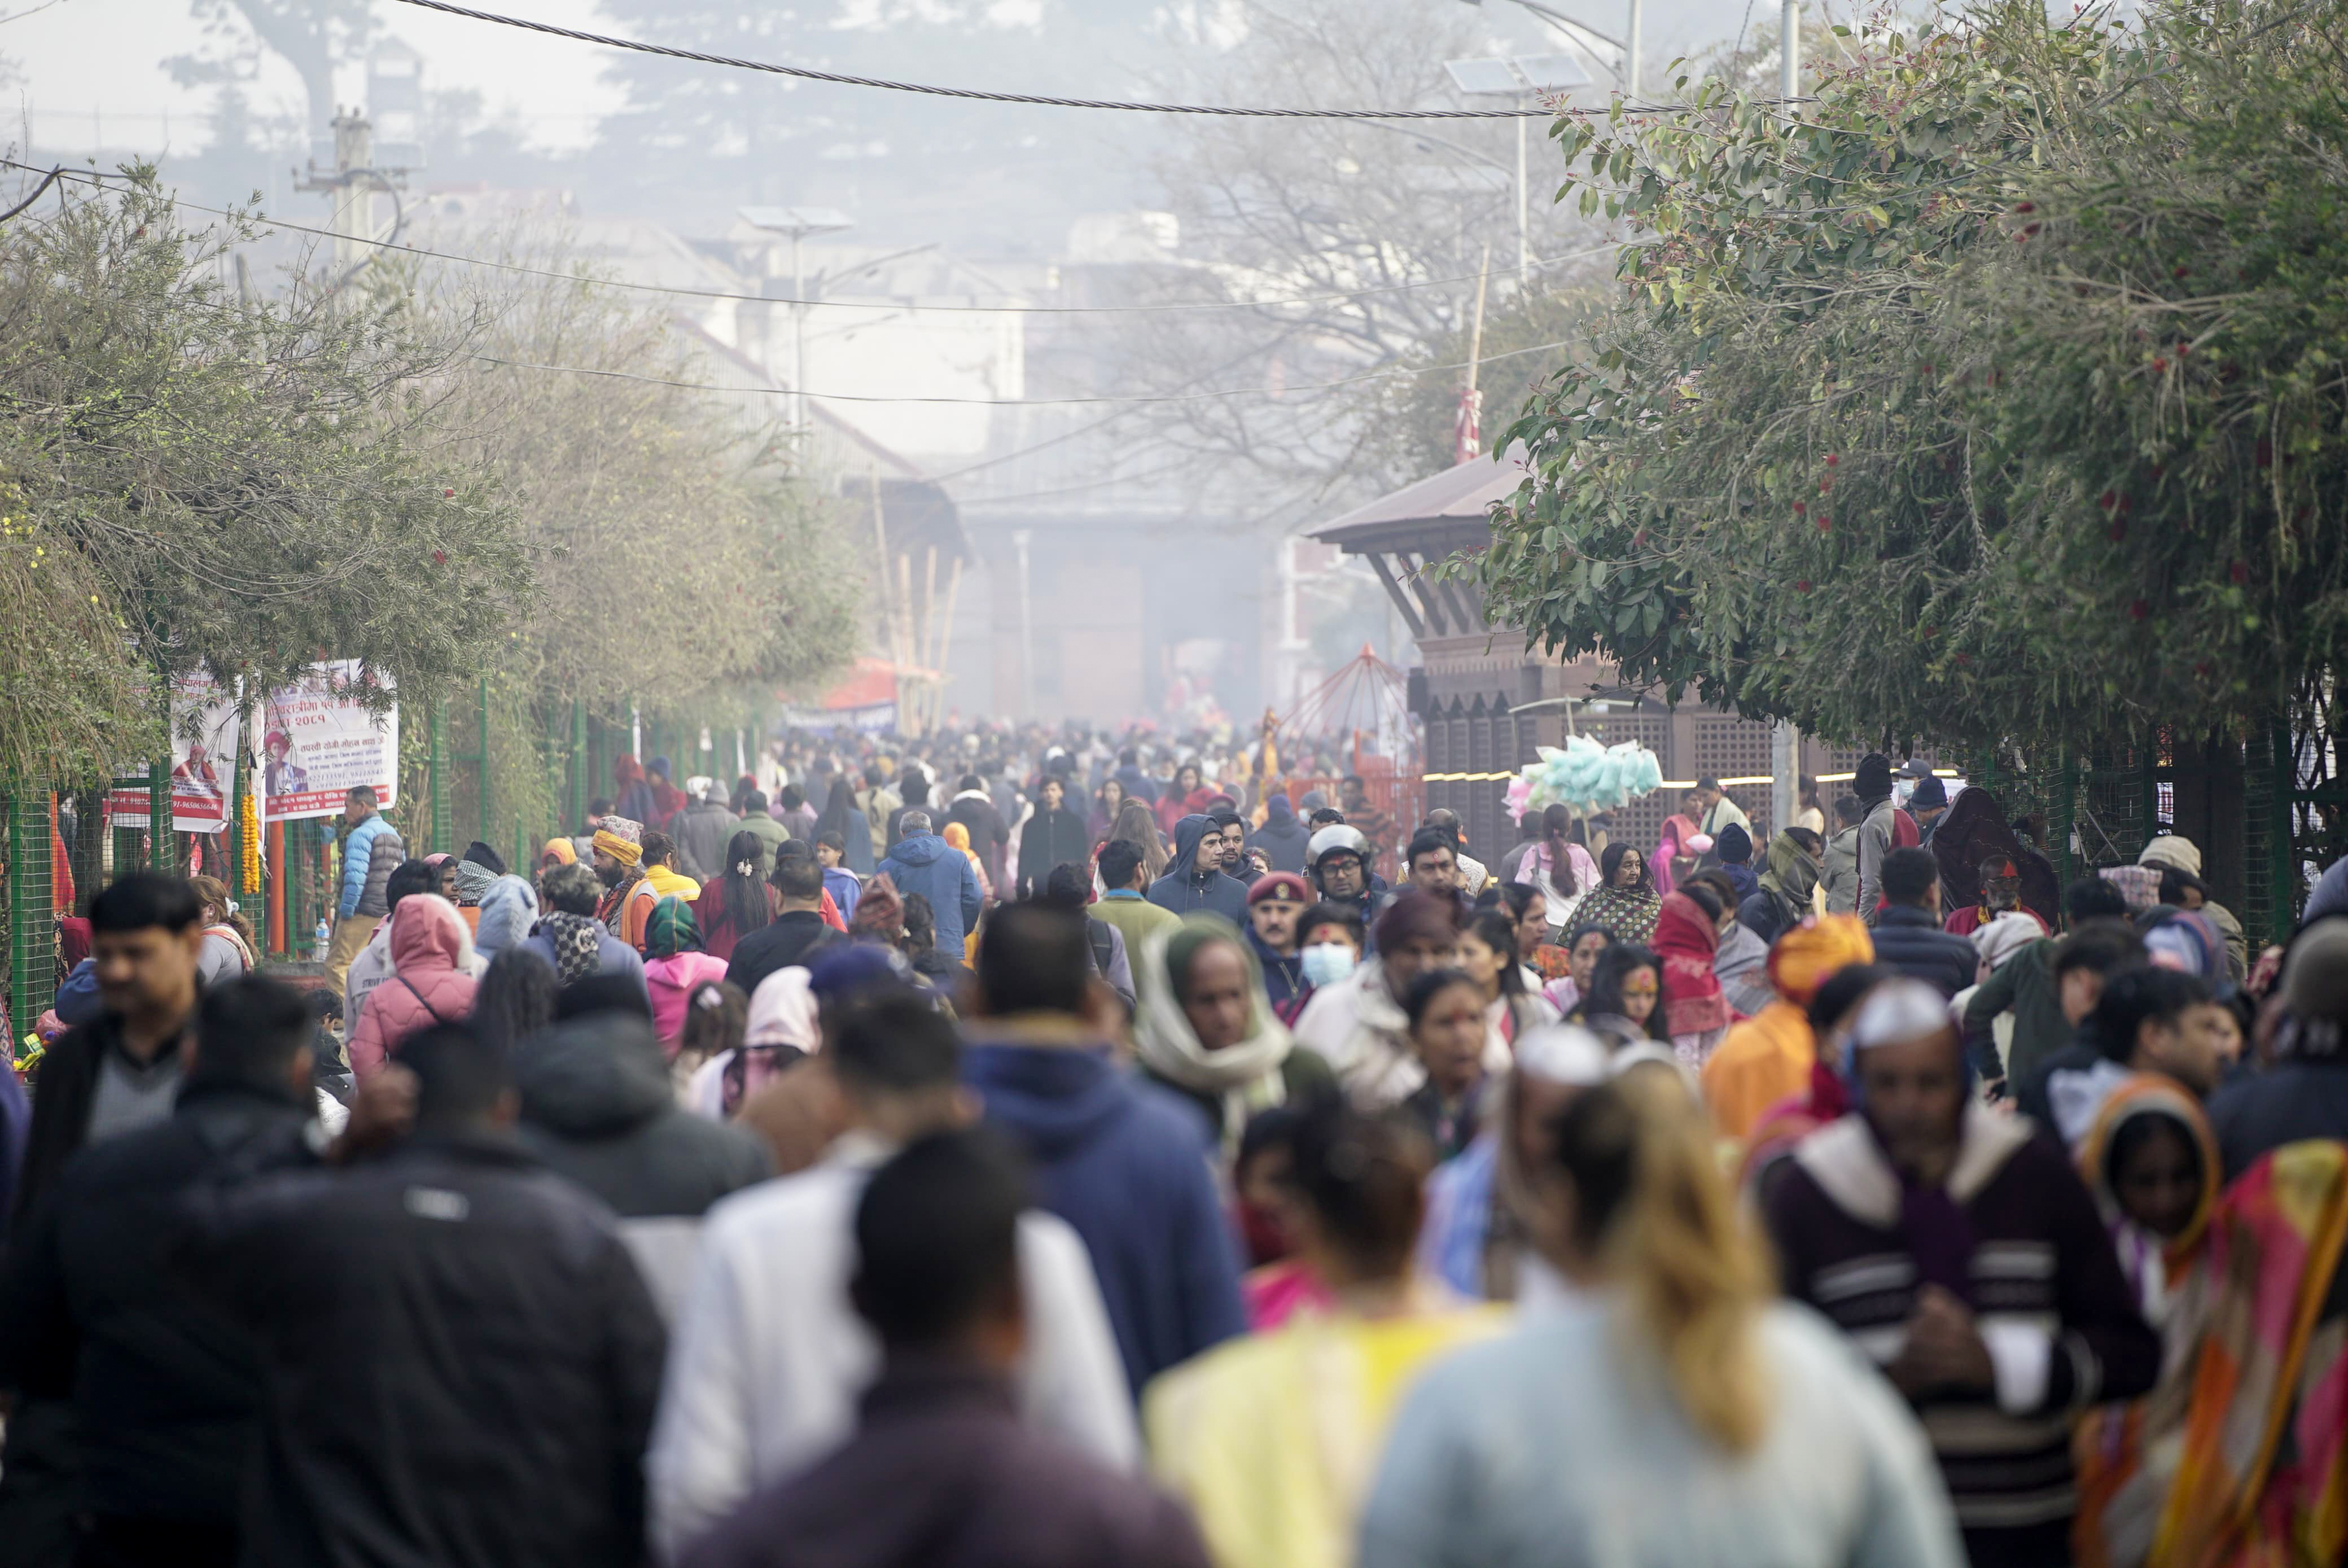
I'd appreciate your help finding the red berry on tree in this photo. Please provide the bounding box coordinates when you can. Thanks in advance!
[2129,599,2151,621]
[2229,559,2249,584]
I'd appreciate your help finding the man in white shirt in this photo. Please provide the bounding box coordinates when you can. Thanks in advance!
[1694,776,1753,862]
[646,990,1136,1563]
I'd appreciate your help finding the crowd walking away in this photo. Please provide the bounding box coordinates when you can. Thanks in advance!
[6,724,2348,1568]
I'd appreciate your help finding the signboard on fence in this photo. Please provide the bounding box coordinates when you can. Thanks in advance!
[260,663,399,822]
[107,674,240,834]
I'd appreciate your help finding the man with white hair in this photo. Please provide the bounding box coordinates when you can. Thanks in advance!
[1762,979,2158,1568]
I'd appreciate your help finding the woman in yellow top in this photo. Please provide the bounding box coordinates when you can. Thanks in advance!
[1143,1102,1501,1568]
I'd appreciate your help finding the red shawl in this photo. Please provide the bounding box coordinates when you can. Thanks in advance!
[1653,891,1729,1036]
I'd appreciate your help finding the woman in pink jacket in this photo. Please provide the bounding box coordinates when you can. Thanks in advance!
[348,893,479,1081]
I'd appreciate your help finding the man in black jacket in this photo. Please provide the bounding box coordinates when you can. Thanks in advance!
[513,980,770,1317]
[181,1022,667,1568]
[12,873,205,1228]
[945,773,1011,895]
[1869,847,1981,999]
[725,849,840,1001]
[1,976,321,1568]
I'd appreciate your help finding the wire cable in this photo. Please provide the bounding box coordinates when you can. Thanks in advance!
[466,334,1574,408]
[388,0,1735,119]
[5,159,1625,319]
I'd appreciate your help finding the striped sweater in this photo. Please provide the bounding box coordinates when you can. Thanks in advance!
[1763,1106,2159,1568]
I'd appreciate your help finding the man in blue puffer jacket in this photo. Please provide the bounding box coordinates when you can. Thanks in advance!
[327,786,405,993]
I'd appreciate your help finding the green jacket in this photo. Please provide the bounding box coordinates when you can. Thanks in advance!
[736,813,791,875]
[1962,939,2069,1089]
[1090,890,1181,957]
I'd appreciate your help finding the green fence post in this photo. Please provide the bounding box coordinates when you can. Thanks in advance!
[476,676,492,856]
[7,787,56,1062]
[2270,719,2296,936]
[429,704,449,857]
[568,699,585,833]
[2056,744,2077,895]
[148,759,174,873]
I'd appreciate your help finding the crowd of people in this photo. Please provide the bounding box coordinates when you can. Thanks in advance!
[2,722,2345,1568]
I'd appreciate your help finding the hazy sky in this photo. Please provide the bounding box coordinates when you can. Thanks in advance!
[1,0,1776,159]
[3,0,625,153]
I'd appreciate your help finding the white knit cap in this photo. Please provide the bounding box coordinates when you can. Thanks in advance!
[2139,834,2203,878]
[1514,1024,1610,1087]
[1850,977,1959,1050]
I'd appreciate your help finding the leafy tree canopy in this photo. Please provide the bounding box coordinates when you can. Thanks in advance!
[1476,0,2348,751]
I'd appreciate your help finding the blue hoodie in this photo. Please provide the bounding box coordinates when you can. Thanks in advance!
[1146,815,1251,923]
[877,831,985,954]
[964,1039,1246,1395]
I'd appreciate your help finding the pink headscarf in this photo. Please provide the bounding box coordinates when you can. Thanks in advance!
[1653,814,1698,898]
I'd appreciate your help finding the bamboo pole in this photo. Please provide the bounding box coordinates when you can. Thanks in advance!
[932,557,965,724]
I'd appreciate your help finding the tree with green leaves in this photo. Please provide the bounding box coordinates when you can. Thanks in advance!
[1474,0,2348,759]
[0,167,527,782]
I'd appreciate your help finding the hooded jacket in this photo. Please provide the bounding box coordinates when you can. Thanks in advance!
[514,1011,771,1223]
[1251,796,1312,875]
[349,895,478,1081]
[876,833,985,955]
[514,1009,770,1318]
[474,875,540,961]
[963,1036,1247,1396]
[1146,816,1251,923]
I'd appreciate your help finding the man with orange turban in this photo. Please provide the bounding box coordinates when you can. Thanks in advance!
[1702,914,1874,1140]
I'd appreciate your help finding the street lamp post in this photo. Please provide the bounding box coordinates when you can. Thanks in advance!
[1443,54,1591,277]
[739,205,853,434]
[1781,0,1801,98]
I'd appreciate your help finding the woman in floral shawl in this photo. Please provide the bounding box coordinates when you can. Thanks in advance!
[1575,842,1662,946]
[2073,1124,2348,1568]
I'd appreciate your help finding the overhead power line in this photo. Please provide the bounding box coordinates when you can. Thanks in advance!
[5,160,1627,321]
[389,0,1668,119]
[468,334,1574,408]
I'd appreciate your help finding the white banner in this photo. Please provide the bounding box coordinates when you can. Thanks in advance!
[107,674,239,834]
[260,662,400,822]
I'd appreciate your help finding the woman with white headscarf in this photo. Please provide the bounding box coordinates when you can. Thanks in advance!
[1134,912,1337,1153]
[687,966,818,1122]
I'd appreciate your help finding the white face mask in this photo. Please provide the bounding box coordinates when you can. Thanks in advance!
[1300,942,1358,988]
